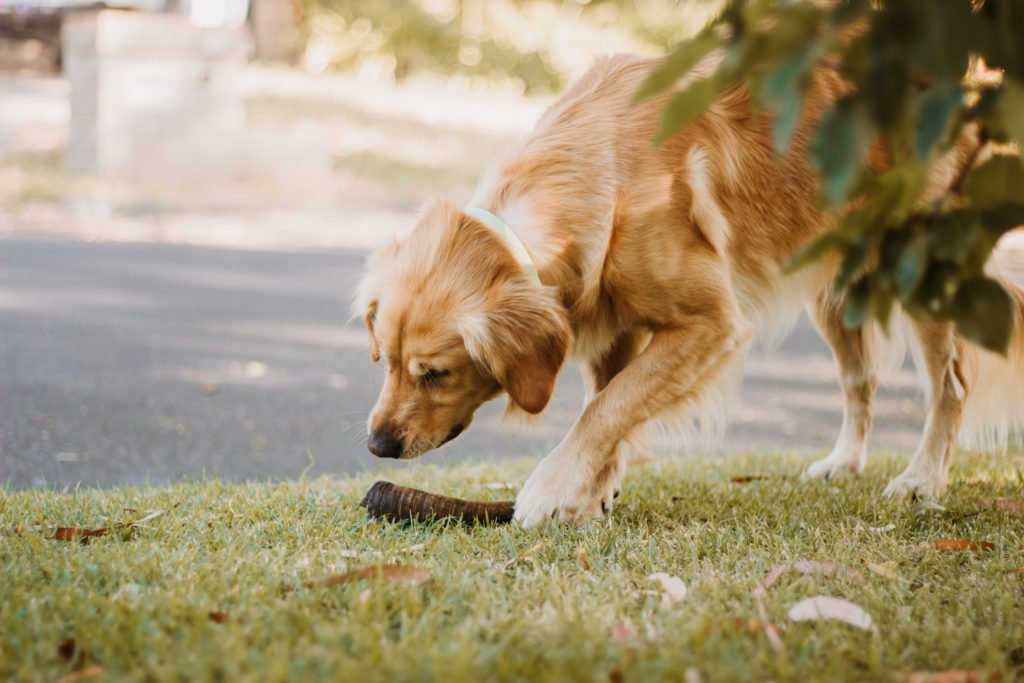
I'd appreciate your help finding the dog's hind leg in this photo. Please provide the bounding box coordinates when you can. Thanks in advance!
[805,295,878,479]
[883,321,967,499]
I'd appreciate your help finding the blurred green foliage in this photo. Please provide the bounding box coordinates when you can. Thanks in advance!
[639,0,1024,353]
[294,0,719,92]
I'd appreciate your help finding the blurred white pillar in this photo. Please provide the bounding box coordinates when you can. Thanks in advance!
[63,9,250,181]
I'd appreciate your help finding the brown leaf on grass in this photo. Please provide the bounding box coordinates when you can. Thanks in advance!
[724,616,785,644]
[608,626,640,683]
[974,498,1024,513]
[928,540,995,552]
[894,670,1003,683]
[53,527,111,542]
[787,596,873,630]
[611,624,633,644]
[754,561,865,596]
[55,665,104,683]
[503,541,545,570]
[755,596,785,654]
[57,638,76,661]
[52,509,166,544]
[730,475,770,484]
[577,544,591,572]
[208,611,230,623]
[306,564,433,589]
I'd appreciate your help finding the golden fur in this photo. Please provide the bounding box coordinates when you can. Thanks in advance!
[357,54,1024,527]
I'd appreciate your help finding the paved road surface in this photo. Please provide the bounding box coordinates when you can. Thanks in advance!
[1,237,931,489]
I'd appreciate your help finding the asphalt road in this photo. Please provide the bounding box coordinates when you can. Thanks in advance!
[0,237,929,489]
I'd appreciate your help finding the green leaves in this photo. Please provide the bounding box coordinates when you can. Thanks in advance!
[914,83,964,160]
[655,77,726,143]
[761,41,822,154]
[952,277,1014,354]
[784,232,846,273]
[895,234,930,298]
[643,0,1024,353]
[634,28,723,104]
[812,98,868,208]
[999,78,1024,148]
[967,156,1024,210]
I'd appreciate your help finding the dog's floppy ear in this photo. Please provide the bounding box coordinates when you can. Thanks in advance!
[459,283,570,414]
[355,241,401,363]
[362,299,380,362]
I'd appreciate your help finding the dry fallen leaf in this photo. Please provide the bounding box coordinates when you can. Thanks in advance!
[973,498,1024,513]
[647,572,688,606]
[611,624,633,644]
[867,561,900,580]
[53,527,110,542]
[730,475,770,484]
[53,509,166,543]
[306,564,433,589]
[894,670,1002,683]
[787,596,873,630]
[577,544,591,572]
[724,616,785,645]
[208,611,230,623]
[57,638,76,661]
[474,482,516,491]
[755,596,785,654]
[55,666,104,683]
[754,561,865,596]
[928,540,995,552]
[503,541,545,570]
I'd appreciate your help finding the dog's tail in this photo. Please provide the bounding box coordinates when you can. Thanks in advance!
[958,274,1024,449]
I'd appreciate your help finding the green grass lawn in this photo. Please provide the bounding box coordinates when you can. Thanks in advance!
[3,452,1023,682]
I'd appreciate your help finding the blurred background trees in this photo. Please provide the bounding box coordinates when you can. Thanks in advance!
[294,0,719,93]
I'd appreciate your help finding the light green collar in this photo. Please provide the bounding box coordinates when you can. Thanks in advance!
[464,206,541,286]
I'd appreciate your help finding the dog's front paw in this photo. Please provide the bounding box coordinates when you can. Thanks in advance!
[514,450,612,528]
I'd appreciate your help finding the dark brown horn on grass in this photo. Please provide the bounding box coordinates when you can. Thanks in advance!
[360,481,514,524]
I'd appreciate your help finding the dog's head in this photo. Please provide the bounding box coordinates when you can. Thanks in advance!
[355,199,570,460]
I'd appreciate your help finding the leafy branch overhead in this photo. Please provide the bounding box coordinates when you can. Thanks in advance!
[638,0,1024,353]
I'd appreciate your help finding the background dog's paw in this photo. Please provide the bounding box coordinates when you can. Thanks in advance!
[804,452,863,480]
[883,470,946,500]
[802,446,860,483]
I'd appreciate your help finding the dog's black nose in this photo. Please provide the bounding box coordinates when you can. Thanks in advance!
[368,431,403,459]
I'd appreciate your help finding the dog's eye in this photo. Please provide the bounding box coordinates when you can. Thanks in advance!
[422,368,451,383]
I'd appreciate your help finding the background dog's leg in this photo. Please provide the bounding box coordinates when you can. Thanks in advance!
[805,295,878,479]
[883,321,967,499]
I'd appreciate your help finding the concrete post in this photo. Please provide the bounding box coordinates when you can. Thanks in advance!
[63,10,250,181]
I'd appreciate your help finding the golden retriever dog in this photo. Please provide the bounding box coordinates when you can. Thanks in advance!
[356,53,1024,527]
